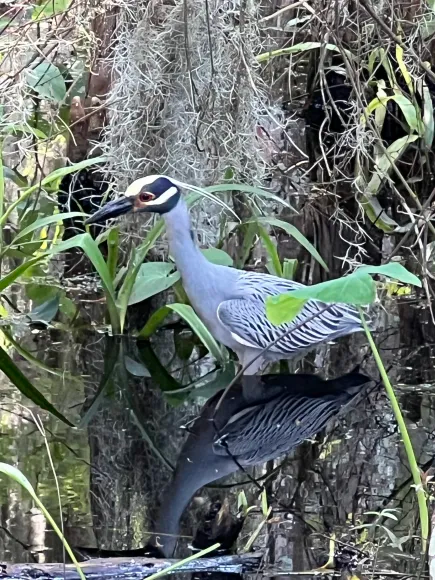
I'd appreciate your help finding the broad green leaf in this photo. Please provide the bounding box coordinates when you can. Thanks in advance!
[127,262,180,306]
[25,61,66,102]
[356,263,421,287]
[266,273,376,325]
[32,0,70,19]
[138,306,171,339]
[266,295,307,325]
[257,225,282,277]
[1,156,107,226]
[361,195,399,232]
[253,216,329,272]
[361,93,419,133]
[367,135,419,195]
[201,248,234,267]
[5,124,47,139]
[124,355,150,377]
[0,344,73,425]
[361,95,391,126]
[167,303,227,363]
[419,81,434,147]
[391,93,419,133]
[27,295,60,324]
[12,211,87,245]
[256,42,355,63]
[0,463,85,580]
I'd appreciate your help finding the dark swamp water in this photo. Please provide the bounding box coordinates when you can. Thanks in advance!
[0,294,435,579]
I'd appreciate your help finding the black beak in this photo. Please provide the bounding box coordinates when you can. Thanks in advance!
[85,197,134,225]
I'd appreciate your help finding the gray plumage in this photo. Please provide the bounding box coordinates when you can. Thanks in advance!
[152,371,372,556]
[86,176,364,372]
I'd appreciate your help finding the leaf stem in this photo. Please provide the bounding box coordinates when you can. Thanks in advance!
[359,309,428,553]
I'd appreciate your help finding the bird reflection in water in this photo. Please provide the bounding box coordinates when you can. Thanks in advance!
[152,371,373,557]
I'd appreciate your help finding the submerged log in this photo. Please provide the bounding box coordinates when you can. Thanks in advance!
[0,554,262,580]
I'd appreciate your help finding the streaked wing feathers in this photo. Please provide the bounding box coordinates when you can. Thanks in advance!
[217,271,362,355]
[213,393,345,464]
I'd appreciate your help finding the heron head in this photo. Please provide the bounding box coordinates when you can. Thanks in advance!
[85,175,181,224]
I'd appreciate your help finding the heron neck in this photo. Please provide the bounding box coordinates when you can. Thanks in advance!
[163,199,209,278]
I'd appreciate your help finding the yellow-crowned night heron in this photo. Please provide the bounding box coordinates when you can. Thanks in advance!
[86,176,364,373]
[152,371,372,556]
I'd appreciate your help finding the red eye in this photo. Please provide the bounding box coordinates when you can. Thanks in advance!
[139,192,153,202]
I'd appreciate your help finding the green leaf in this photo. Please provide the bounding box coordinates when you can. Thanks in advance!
[266,273,376,325]
[391,93,419,133]
[0,463,35,495]
[396,44,414,96]
[201,248,234,267]
[257,225,282,277]
[32,0,70,19]
[265,263,421,325]
[124,355,150,377]
[356,263,422,287]
[117,220,165,331]
[2,167,28,188]
[50,234,120,333]
[25,61,66,102]
[282,258,298,280]
[266,296,307,325]
[252,217,329,272]
[256,42,355,63]
[204,183,298,213]
[420,81,434,147]
[27,295,60,324]
[106,226,119,281]
[0,344,74,426]
[0,463,85,580]
[2,331,64,377]
[12,211,87,245]
[145,544,221,580]
[361,195,400,232]
[167,303,227,363]
[0,256,45,293]
[137,306,171,339]
[361,95,391,126]
[5,123,47,139]
[366,135,419,196]
[1,156,107,227]
[137,341,183,400]
[127,262,181,306]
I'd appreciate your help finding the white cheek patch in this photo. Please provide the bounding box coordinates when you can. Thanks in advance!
[145,186,179,206]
